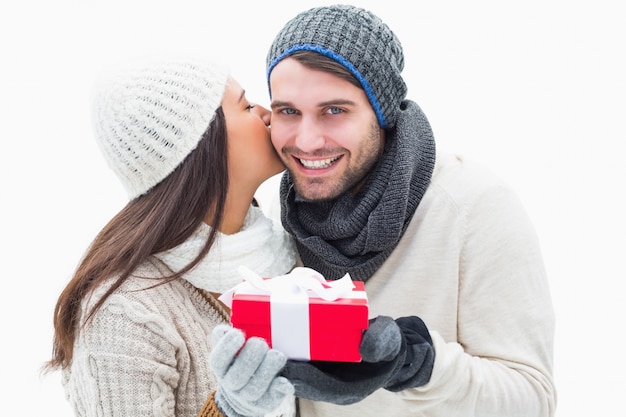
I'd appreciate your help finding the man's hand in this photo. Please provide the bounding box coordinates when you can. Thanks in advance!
[280,315,435,405]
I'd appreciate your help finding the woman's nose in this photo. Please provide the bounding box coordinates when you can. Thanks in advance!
[252,104,271,126]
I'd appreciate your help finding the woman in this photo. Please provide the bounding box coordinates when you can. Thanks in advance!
[44,59,297,417]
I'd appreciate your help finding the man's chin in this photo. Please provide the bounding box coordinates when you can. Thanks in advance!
[293,181,340,202]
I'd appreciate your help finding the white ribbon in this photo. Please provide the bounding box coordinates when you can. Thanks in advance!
[219,266,358,360]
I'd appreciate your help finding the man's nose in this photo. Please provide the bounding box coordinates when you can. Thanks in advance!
[295,116,325,152]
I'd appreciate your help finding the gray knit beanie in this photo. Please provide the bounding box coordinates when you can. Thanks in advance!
[266,4,406,129]
[91,59,229,199]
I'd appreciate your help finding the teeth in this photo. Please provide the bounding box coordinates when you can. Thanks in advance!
[299,157,339,169]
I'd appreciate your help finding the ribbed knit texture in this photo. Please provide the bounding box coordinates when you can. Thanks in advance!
[63,266,228,417]
[91,60,228,198]
[266,4,405,129]
[280,100,436,281]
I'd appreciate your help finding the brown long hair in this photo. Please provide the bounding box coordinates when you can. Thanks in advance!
[45,108,228,371]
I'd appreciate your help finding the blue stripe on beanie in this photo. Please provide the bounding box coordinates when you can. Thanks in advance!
[267,44,387,128]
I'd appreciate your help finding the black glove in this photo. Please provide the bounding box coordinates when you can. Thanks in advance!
[384,316,435,391]
[280,315,435,405]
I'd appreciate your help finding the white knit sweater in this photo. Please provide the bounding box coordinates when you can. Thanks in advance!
[62,206,297,417]
[273,152,557,417]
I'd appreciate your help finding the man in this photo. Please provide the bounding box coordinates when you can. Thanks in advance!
[266,4,556,416]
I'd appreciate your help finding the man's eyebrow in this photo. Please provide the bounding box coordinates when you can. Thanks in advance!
[271,99,356,109]
[270,100,291,109]
[319,99,356,107]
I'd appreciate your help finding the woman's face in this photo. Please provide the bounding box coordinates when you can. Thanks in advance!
[222,78,285,193]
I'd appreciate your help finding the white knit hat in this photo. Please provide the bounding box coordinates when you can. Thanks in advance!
[91,59,229,199]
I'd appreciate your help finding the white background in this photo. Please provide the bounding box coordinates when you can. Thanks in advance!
[1,1,624,415]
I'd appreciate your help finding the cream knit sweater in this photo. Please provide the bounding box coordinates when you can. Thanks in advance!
[62,206,297,417]
[268,152,557,417]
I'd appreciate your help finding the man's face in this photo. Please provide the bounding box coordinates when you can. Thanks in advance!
[269,57,384,202]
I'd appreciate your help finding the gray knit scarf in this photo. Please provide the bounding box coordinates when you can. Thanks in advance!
[280,100,436,282]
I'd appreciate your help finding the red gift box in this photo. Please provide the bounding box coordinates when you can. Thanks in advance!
[224,267,369,362]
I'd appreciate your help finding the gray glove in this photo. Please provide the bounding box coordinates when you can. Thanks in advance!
[209,325,294,417]
[280,315,435,405]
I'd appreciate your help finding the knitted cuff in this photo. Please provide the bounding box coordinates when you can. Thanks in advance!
[197,391,224,417]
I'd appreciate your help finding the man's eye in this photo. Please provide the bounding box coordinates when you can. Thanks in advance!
[327,107,343,115]
[281,108,297,115]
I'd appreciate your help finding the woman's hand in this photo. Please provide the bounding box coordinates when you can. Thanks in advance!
[210,325,294,417]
